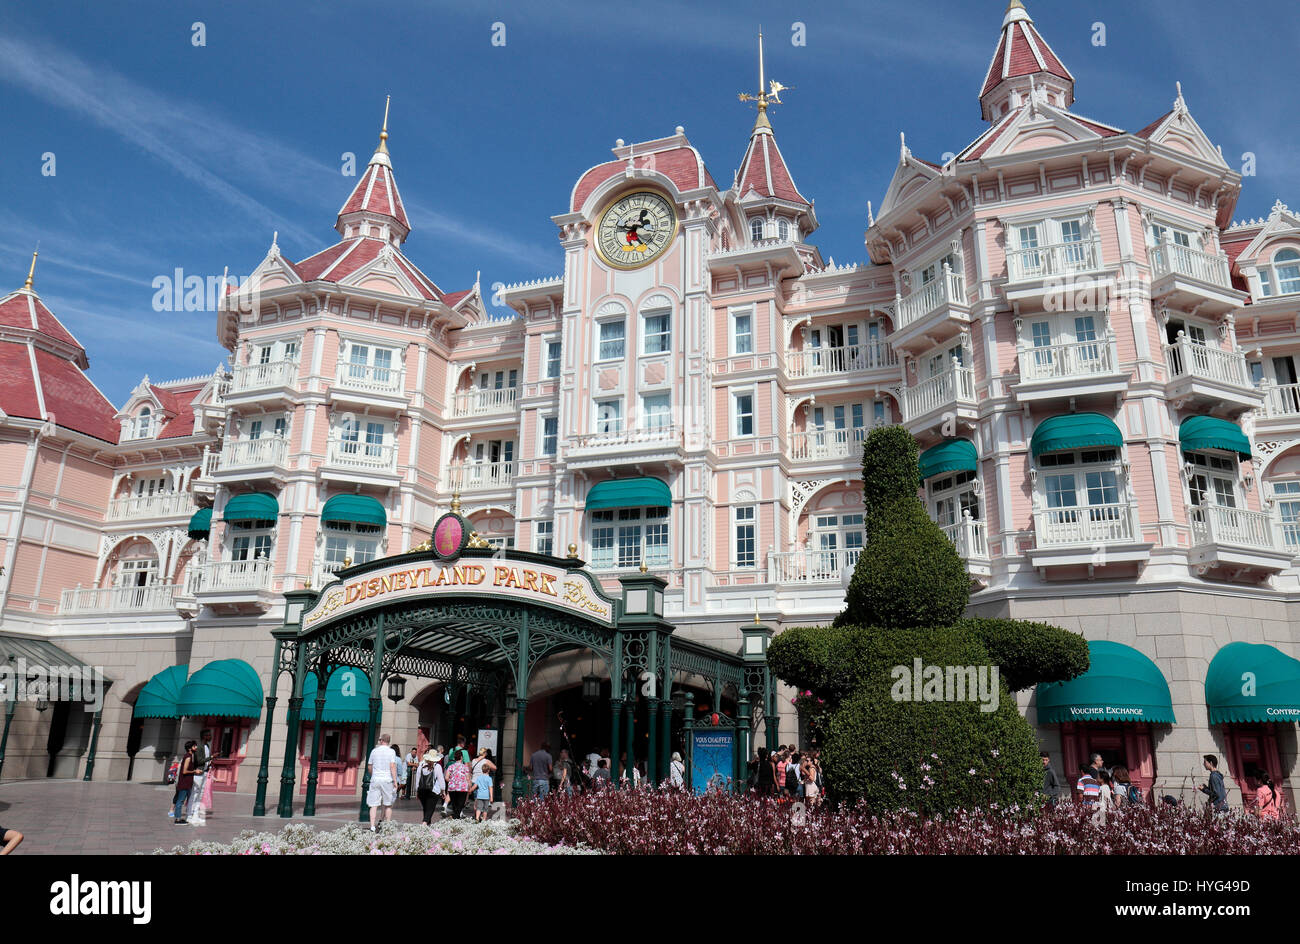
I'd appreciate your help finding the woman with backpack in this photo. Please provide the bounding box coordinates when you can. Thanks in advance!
[416,749,446,825]
[1255,770,1283,821]
[1112,766,1141,806]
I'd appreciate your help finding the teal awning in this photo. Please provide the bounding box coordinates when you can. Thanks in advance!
[1206,642,1300,724]
[321,494,387,528]
[133,664,189,719]
[177,659,264,719]
[301,667,373,723]
[587,477,671,510]
[919,439,978,480]
[1036,640,1176,724]
[223,492,278,523]
[1179,416,1252,459]
[1030,413,1124,457]
[187,507,212,539]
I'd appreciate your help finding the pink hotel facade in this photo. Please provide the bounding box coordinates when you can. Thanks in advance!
[3,2,1300,806]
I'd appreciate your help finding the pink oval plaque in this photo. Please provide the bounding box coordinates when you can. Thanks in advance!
[432,513,467,560]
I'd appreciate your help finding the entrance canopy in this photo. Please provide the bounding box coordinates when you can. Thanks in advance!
[1206,642,1300,724]
[134,664,189,719]
[1036,640,1175,724]
[301,667,373,723]
[587,477,671,510]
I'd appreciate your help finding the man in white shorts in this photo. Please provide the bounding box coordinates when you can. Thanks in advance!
[367,733,399,832]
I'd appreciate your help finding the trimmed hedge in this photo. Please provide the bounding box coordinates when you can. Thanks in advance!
[860,425,921,538]
[841,499,970,630]
[961,617,1090,692]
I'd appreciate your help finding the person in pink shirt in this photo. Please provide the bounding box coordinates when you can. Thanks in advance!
[1255,770,1283,821]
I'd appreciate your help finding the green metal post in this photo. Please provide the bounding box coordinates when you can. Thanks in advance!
[658,697,671,785]
[511,697,528,804]
[623,694,634,786]
[646,696,659,787]
[609,697,622,784]
[303,681,326,817]
[765,668,779,751]
[276,641,307,818]
[82,707,103,781]
[737,689,751,795]
[252,636,282,817]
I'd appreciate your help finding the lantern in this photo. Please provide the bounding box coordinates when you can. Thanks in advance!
[386,675,407,705]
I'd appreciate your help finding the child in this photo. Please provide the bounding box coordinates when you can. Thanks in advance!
[473,765,494,822]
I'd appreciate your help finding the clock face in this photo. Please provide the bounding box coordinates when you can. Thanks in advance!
[595,191,677,269]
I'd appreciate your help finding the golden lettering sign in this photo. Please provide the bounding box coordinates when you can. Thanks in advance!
[300,557,614,629]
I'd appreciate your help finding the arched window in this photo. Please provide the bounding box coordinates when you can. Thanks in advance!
[1275,249,1300,295]
[778,218,791,242]
[136,407,153,439]
[750,217,765,244]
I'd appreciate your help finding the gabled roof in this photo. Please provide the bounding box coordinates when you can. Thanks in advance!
[149,381,206,440]
[956,101,1122,163]
[736,125,808,205]
[1130,90,1229,170]
[1226,200,1300,267]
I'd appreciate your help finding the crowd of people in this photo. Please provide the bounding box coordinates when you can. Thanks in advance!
[1039,751,1285,820]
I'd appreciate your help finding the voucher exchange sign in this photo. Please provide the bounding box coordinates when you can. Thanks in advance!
[300,555,616,630]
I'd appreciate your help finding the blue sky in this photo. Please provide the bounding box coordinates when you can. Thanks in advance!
[1,0,1297,405]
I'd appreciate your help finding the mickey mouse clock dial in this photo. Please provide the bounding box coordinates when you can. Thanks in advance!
[595,191,677,270]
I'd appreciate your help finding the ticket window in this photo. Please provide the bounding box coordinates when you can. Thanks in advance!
[1221,725,1285,809]
[1059,721,1156,804]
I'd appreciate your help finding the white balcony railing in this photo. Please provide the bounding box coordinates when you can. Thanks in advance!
[1263,382,1300,417]
[325,439,398,473]
[790,427,867,461]
[1188,504,1279,552]
[1018,336,1117,383]
[1006,240,1102,283]
[787,341,898,378]
[59,583,178,614]
[569,424,681,453]
[230,359,298,393]
[336,363,404,396]
[901,363,976,421]
[1162,336,1251,388]
[445,461,514,491]
[310,559,345,589]
[1034,502,1137,547]
[896,268,965,330]
[1150,243,1232,288]
[219,437,289,471]
[767,546,862,584]
[199,450,221,479]
[452,387,519,417]
[106,492,196,521]
[941,514,988,560]
[196,558,274,594]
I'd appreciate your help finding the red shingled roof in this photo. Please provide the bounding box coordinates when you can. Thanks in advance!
[980,5,1073,101]
[0,291,84,354]
[0,341,42,422]
[1135,111,1172,139]
[738,130,809,204]
[571,145,717,212]
[338,158,409,232]
[1,343,120,442]
[290,237,444,302]
[150,382,205,440]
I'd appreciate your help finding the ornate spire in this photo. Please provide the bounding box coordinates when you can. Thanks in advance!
[377,95,391,155]
[980,0,1075,121]
[738,29,790,133]
[22,248,37,293]
[734,31,809,209]
[336,98,410,242]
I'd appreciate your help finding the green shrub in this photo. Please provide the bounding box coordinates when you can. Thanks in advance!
[961,618,1091,692]
[860,425,920,537]
[815,625,1040,813]
[841,499,970,630]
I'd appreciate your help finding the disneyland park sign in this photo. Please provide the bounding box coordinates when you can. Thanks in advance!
[300,514,615,630]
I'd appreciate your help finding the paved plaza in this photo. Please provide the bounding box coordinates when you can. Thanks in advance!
[0,779,435,855]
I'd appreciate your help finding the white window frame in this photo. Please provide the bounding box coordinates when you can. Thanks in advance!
[734,505,757,568]
[588,507,670,570]
[545,340,562,379]
[750,217,765,244]
[641,308,671,355]
[322,521,382,569]
[1258,247,1300,298]
[541,415,558,457]
[730,307,754,356]
[533,520,554,556]
[1186,450,1239,509]
[597,319,626,361]
[1034,448,1124,518]
[732,389,755,438]
[595,398,623,435]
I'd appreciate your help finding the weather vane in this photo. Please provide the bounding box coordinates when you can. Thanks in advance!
[738,29,792,128]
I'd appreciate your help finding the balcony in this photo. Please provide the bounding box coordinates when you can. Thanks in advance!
[59,583,179,614]
[1011,335,1128,404]
[565,424,683,470]
[1149,243,1242,316]
[900,363,978,440]
[106,492,196,522]
[193,557,276,610]
[790,427,866,463]
[1263,382,1300,418]
[1187,504,1292,576]
[321,440,399,485]
[452,387,519,419]
[787,341,898,380]
[1027,502,1152,575]
[940,513,990,582]
[215,437,290,477]
[1162,336,1260,414]
[445,460,514,492]
[892,269,969,351]
[767,547,861,584]
[1004,241,1108,310]
[227,359,299,403]
[330,363,407,409]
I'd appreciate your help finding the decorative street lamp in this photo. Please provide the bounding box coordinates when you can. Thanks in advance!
[671,688,687,713]
[386,675,407,705]
[582,673,602,704]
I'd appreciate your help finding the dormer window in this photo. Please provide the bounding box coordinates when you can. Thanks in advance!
[1260,248,1300,297]
[136,407,154,439]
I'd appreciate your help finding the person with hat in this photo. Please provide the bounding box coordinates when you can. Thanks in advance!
[415,748,446,825]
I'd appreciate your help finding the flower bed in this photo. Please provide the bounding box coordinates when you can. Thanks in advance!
[513,790,1300,855]
[155,819,599,856]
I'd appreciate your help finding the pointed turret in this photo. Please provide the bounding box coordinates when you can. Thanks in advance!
[336,97,411,244]
[734,31,813,240]
[979,0,1074,122]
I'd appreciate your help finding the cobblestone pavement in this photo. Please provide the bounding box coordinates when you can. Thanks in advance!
[0,779,436,854]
